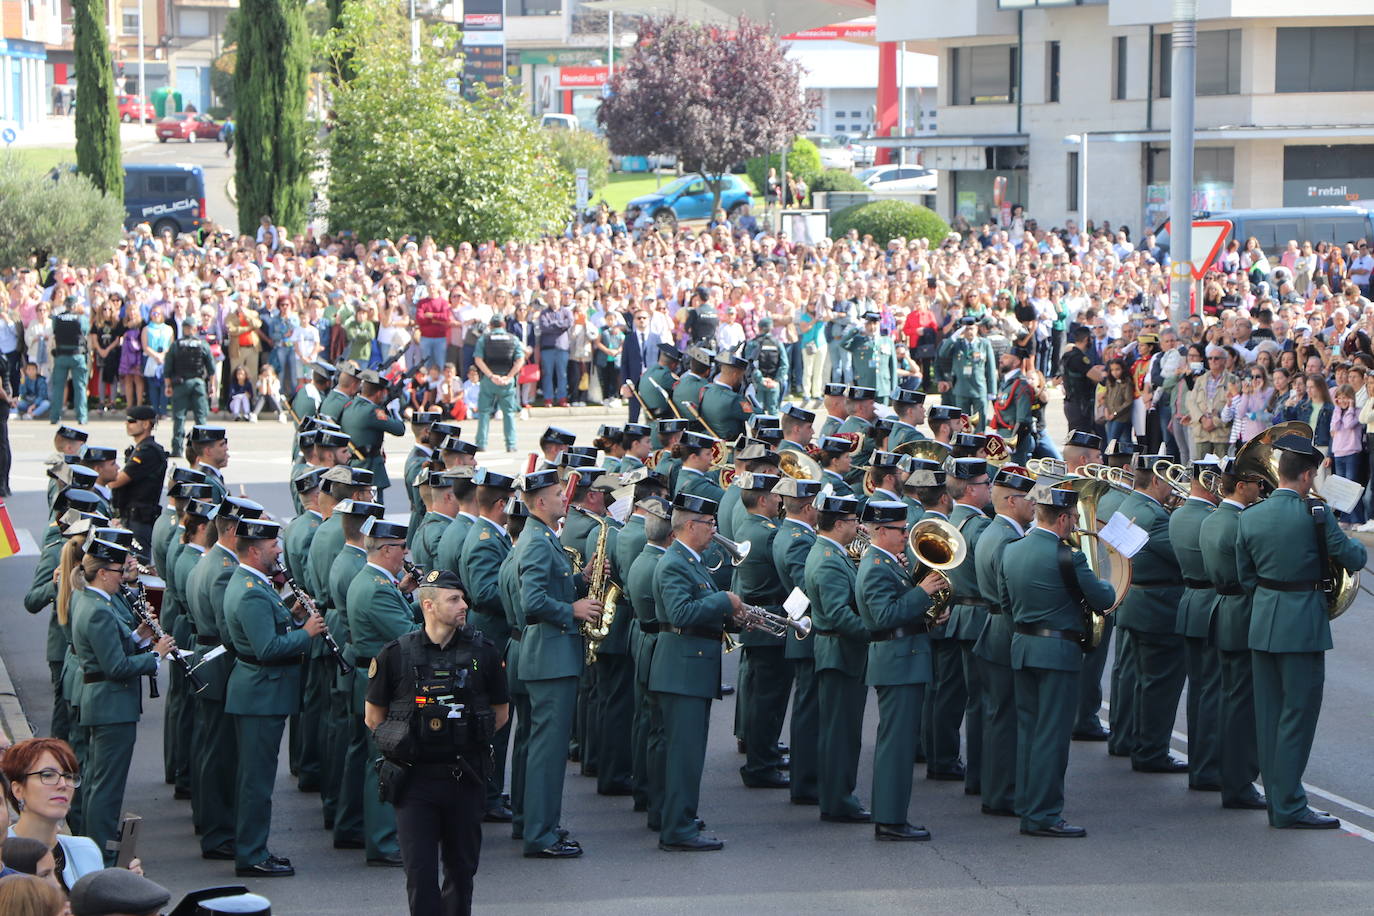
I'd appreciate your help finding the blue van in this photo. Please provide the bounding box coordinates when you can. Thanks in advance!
[122,164,207,235]
[1155,206,1374,257]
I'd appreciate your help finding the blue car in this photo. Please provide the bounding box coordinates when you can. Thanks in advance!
[626,174,754,226]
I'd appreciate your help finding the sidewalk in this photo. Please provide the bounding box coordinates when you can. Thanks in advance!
[3,115,156,149]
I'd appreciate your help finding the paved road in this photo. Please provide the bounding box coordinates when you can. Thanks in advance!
[5,407,1374,914]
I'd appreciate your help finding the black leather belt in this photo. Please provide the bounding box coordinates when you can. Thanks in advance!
[507,628,522,642]
[951,596,992,608]
[82,672,106,684]
[986,605,1005,615]
[196,635,218,646]
[869,623,927,642]
[524,616,547,626]
[665,625,722,640]
[1015,623,1083,643]
[238,654,306,668]
[637,620,661,634]
[1257,577,1320,592]
[1183,577,1213,590]
[1133,579,1179,589]
[811,628,839,637]
[1215,585,1244,596]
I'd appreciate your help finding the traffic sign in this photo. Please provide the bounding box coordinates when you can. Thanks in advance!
[1,127,16,145]
[1163,219,1233,280]
[575,167,588,210]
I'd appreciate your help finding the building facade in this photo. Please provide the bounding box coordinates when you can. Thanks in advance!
[877,0,1374,234]
[2,0,60,126]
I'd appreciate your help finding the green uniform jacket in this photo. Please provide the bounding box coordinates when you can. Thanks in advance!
[638,365,677,418]
[1238,488,1367,653]
[805,535,865,677]
[328,544,368,648]
[821,469,855,501]
[435,513,479,577]
[886,420,926,451]
[198,465,229,507]
[171,543,204,650]
[993,370,1034,432]
[413,511,454,571]
[747,333,791,383]
[498,544,527,695]
[562,508,598,567]
[627,542,667,685]
[673,467,732,590]
[1199,501,1251,653]
[773,519,816,661]
[733,512,786,649]
[71,587,156,725]
[290,385,323,462]
[1002,528,1116,672]
[160,536,188,643]
[836,415,875,485]
[698,381,757,444]
[516,517,585,681]
[841,329,896,395]
[1113,490,1183,634]
[27,537,67,664]
[856,545,933,687]
[346,563,417,666]
[1095,485,1129,521]
[946,504,992,641]
[341,397,404,489]
[186,543,240,701]
[649,541,734,699]
[283,510,323,589]
[307,514,347,607]
[971,515,1025,664]
[403,445,434,541]
[716,484,743,541]
[600,514,646,657]
[462,517,513,644]
[152,508,179,578]
[671,373,707,423]
[939,336,997,400]
[318,390,352,423]
[223,565,310,716]
[1170,497,1218,638]
[819,414,844,439]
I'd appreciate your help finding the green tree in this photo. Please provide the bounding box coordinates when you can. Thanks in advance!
[72,0,121,197]
[544,129,610,199]
[234,0,312,235]
[324,0,572,243]
[0,154,126,270]
[745,137,822,199]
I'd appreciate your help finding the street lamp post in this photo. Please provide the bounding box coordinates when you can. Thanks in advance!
[1064,133,1087,232]
[136,0,146,122]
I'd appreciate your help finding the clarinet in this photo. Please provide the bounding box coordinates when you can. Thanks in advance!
[277,565,354,676]
[119,583,207,696]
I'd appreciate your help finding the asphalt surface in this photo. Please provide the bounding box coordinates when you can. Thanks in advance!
[6,405,1374,914]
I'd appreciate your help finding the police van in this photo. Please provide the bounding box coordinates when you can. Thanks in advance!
[122,164,207,236]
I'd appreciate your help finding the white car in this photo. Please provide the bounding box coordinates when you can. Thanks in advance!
[805,134,854,172]
[859,164,938,194]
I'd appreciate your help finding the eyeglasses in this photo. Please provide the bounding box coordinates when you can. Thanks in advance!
[687,518,717,528]
[1208,356,1226,361]
[876,524,908,532]
[26,769,81,788]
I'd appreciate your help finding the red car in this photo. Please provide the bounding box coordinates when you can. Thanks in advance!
[117,94,154,122]
[156,112,220,143]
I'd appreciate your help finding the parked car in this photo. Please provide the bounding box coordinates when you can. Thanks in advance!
[805,134,854,172]
[156,111,220,143]
[540,113,579,131]
[626,174,754,227]
[859,164,938,194]
[117,94,155,123]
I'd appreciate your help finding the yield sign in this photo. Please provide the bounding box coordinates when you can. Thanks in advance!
[1163,219,1233,280]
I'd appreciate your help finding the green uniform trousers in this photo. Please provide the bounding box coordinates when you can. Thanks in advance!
[327,670,357,838]
[591,654,635,794]
[348,671,398,859]
[476,381,519,451]
[298,657,331,792]
[1129,631,1186,769]
[732,651,750,742]
[192,696,237,853]
[171,379,209,452]
[233,714,287,867]
[977,656,1017,814]
[1013,666,1076,832]
[633,668,665,827]
[658,691,712,845]
[84,722,138,866]
[1218,648,1261,806]
[922,636,965,774]
[1184,635,1222,788]
[959,641,984,793]
[49,354,89,424]
[755,382,781,415]
[575,665,597,775]
[49,660,71,743]
[1252,650,1324,827]
[163,664,194,793]
[872,683,925,825]
[739,645,790,782]
[523,676,579,853]
[816,669,866,819]
[788,659,819,803]
[66,704,88,837]
[509,691,532,838]
[1075,615,1114,734]
[1107,626,1138,757]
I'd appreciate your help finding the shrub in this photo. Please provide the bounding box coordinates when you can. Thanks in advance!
[0,153,127,270]
[745,136,821,197]
[810,168,868,193]
[544,129,611,199]
[828,199,951,247]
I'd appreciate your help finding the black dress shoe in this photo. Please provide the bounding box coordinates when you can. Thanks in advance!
[777,755,791,770]
[820,810,872,823]
[736,738,747,754]
[525,839,584,858]
[236,859,295,877]
[483,804,514,822]
[581,765,599,778]
[367,853,404,867]
[598,784,634,797]
[790,795,820,806]
[1189,782,1222,792]
[1107,748,1131,758]
[741,769,789,789]
[1072,725,1111,742]
[981,805,1017,818]
[1222,792,1268,811]
[333,837,364,850]
[1283,810,1340,829]
[776,743,790,755]
[926,767,965,781]
[297,779,321,793]
[201,843,235,860]
[720,683,735,696]
[659,834,723,851]
[1132,757,1188,774]
[633,800,648,812]
[875,822,931,841]
[174,787,192,800]
[267,854,292,867]
[1020,819,1087,838]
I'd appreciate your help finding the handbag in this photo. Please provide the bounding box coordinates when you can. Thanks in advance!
[142,355,163,378]
[518,362,540,385]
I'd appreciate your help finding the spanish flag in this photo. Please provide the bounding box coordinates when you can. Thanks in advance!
[0,501,20,560]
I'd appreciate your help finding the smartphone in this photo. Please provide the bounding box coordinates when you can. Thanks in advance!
[114,814,142,868]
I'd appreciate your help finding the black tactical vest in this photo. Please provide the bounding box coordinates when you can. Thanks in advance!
[482,331,517,376]
[376,628,495,765]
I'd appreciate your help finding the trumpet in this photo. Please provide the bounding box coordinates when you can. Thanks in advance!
[737,602,812,640]
[705,532,751,571]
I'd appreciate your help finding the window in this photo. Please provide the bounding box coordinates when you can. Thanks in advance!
[1067,150,1079,212]
[1147,146,1236,184]
[511,0,560,14]
[1047,40,1060,103]
[1276,27,1374,93]
[851,111,862,119]
[1112,36,1127,100]
[949,44,1018,106]
[179,9,210,36]
[121,8,138,35]
[1157,30,1241,97]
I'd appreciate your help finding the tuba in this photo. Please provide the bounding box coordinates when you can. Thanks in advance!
[1052,476,1132,648]
[778,448,823,482]
[891,437,952,466]
[573,508,622,665]
[905,517,966,621]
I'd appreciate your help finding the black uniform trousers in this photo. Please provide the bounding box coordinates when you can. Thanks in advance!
[395,764,485,916]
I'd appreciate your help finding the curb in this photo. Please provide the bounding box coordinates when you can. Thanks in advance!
[0,639,35,746]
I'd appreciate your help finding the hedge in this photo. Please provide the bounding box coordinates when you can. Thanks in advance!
[828,198,952,247]
[810,168,869,193]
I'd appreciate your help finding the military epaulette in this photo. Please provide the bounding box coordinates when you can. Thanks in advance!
[479,530,490,540]
[222,558,233,567]
[375,575,389,585]
[764,522,776,529]
[791,530,801,538]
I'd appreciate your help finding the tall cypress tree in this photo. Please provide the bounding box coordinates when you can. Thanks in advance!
[235,0,311,235]
[72,0,122,198]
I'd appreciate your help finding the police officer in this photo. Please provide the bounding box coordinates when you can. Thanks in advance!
[747,316,789,415]
[778,404,815,454]
[341,370,406,504]
[49,296,90,426]
[366,569,508,916]
[842,311,896,405]
[938,317,996,431]
[165,318,215,456]
[683,285,719,347]
[473,315,527,453]
[109,406,168,556]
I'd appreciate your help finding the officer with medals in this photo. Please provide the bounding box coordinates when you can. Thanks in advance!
[342,370,406,504]
[109,406,168,555]
[886,389,928,450]
[1170,455,1224,791]
[804,489,870,823]
[186,425,230,505]
[746,316,789,415]
[366,568,509,916]
[319,360,362,423]
[48,296,90,426]
[698,349,758,443]
[412,470,458,571]
[1236,434,1366,829]
[971,464,1035,818]
[816,435,857,498]
[164,318,215,455]
[842,311,896,405]
[633,344,683,442]
[855,500,948,841]
[1113,453,1188,774]
[404,409,443,544]
[772,476,823,805]
[625,496,673,832]
[938,317,996,431]
[1000,485,1116,837]
[222,516,328,876]
[514,468,602,858]
[473,314,527,453]
[671,346,713,424]
[1198,456,1268,812]
[836,386,878,486]
[650,492,745,851]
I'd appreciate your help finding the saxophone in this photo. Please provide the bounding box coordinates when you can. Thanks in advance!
[574,508,622,665]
